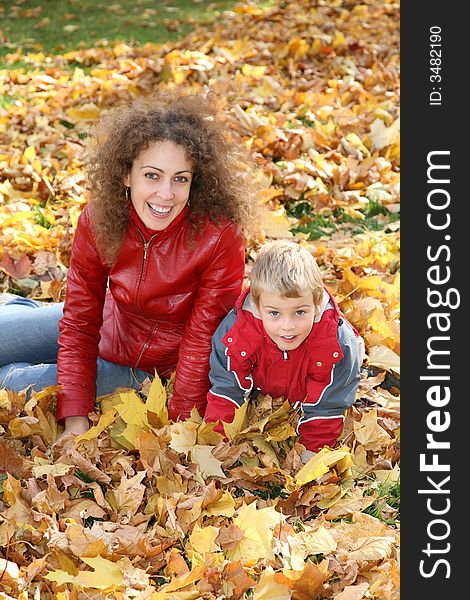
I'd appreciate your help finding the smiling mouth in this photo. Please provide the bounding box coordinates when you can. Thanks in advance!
[148,202,172,217]
[280,335,297,341]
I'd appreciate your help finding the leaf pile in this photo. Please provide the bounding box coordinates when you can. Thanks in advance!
[0,373,399,599]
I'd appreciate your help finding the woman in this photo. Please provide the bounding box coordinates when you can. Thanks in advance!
[0,90,257,439]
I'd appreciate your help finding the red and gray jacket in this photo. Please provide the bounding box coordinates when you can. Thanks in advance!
[204,287,364,452]
[56,204,245,422]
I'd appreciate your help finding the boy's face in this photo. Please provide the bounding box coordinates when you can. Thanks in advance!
[256,290,317,352]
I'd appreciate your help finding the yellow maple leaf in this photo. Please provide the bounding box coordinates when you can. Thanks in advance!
[56,550,79,576]
[169,421,198,455]
[77,555,124,589]
[367,307,399,348]
[342,268,399,303]
[100,389,130,414]
[115,391,148,427]
[190,445,225,480]
[31,462,73,478]
[111,390,151,448]
[222,401,248,441]
[44,569,76,586]
[202,490,236,518]
[370,117,400,150]
[75,409,117,443]
[228,502,283,561]
[9,416,43,439]
[252,566,291,600]
[23,146,36,162]
[45,555,124,590]
[295,447,353,487]
[353,410,392,451]
[300,525,338,555]
[196,420,224,446]
[66,102,101,122]
[332,30,347,49]
[163,565,207,593]
[347,536,396,561]
[242,64,267,78]
[259,205,294,239]
[146,373,169,426]
[189,524,220,553]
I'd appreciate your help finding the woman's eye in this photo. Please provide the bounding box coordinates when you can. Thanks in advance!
[175,176,190,183]
[145,172,158,180]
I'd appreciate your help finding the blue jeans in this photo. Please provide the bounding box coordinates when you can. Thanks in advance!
[0,294,151,400]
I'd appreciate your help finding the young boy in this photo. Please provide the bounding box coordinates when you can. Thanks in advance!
[204,240,365,456]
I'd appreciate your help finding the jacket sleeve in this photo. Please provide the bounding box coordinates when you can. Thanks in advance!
[298,323,363,452]
[169,222,245,421]
[204,310,250,432]
[56,206,110,421]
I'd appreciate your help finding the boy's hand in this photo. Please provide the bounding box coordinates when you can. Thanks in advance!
[300,449,317,464]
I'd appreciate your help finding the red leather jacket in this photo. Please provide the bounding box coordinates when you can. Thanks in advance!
[56,204,245,421]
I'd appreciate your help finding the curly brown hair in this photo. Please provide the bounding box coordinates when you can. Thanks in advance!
[86,89,259,265]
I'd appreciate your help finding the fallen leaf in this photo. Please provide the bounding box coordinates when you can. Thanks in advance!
[334,582,370,600]
[190,445,225,480]
[295,447,353,486]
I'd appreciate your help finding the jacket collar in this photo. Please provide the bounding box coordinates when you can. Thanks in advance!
[129,203,190,242]
[223,286,343,360]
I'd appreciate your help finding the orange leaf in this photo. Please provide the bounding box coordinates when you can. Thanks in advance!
[0,439,30,478]
[0,253,32,279]
[222,561,256,599]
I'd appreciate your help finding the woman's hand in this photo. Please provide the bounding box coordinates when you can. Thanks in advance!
[55,416,90,444]
[300,449,317,465]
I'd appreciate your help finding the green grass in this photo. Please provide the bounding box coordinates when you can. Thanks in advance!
[0,93,18,108]
[363,477,400,525]
[0,0,238,66]
[287,199,400,240]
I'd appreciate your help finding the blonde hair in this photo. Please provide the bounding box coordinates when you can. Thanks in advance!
[250,241,324,306]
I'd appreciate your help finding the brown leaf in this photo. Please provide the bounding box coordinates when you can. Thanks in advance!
[0,253,32,279]
[60,448,111,484]
[222,561,256,599]
[274,561,325,600]
[0,439,30,478]
[334,582,370,600]
[215,524,244,553]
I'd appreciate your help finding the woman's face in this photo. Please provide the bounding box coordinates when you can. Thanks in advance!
[125,140,193,231]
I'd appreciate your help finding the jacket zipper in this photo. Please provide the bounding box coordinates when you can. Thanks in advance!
[136,230,157,312]
[135,230,158,367]
[282,350,288,360]
[143,240,150,260]
[135,324,156,369]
